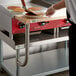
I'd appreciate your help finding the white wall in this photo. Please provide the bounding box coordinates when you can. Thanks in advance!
[0,0,30,6]
[0,0,20,5]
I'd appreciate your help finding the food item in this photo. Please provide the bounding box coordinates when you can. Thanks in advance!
[13,8,25,12]
[7,6,25,12]
[27,7,44,16]
[28,7,42,11]
[26,7,43,16]
[8,6,20,10]
[7,6,43,14]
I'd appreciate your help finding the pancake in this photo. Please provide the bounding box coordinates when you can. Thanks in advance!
[7,6,21,10]
[28,7,42,11]
[7,6,25,12]
[13,8,25,12]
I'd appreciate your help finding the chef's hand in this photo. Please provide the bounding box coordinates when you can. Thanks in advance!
[46,5,55,16]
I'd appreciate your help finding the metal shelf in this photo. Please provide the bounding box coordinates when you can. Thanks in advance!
[3,48,69,76]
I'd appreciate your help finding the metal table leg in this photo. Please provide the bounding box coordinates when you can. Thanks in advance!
[0,40,3,70]
[56,27,59,37]
[65,40,69,62]
[54,28,59,38]
[16,49,20,76]
[54,28,57,38]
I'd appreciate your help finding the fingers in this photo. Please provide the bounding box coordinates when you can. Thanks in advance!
[46,10,55,16]
[46,6,55,16]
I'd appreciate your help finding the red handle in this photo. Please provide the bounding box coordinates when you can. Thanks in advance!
[21,0,26,7]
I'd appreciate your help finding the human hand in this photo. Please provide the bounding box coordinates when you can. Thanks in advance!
[46,5,55,16]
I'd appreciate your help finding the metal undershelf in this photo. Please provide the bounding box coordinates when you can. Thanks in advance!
[3,48,69,76]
